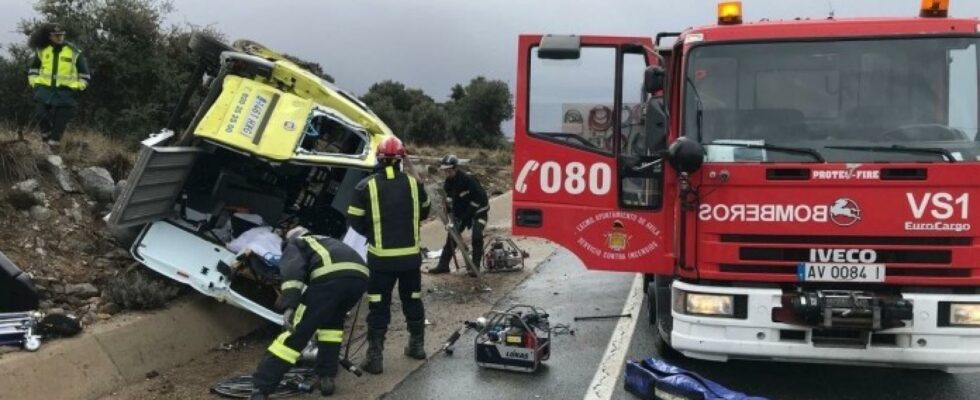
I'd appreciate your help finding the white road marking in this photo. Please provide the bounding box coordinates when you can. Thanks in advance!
[584,273,645,400]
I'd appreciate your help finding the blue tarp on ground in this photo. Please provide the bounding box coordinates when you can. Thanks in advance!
[625,357,768,400]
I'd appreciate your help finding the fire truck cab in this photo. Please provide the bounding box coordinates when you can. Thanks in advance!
[513,1,980,372]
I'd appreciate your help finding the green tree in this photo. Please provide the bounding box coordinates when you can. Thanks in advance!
[360,80,448,144]
[405,101,451,144]
[447,77,514,148]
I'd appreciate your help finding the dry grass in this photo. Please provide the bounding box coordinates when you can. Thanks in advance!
[0,130,40,183]
[60,130,136,181]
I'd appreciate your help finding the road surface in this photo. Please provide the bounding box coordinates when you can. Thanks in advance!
[386,249,980,400]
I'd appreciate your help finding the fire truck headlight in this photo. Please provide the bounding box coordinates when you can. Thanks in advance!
[949,303,980,326]
[685,293,735,317]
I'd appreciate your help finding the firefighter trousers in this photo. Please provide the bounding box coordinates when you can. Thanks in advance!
[436,210,487,270]
[252,277,367,394]
[365,268,424,330]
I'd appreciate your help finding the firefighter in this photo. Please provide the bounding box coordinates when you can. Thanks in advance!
[347,137,430,374]
[250,226,369,399]
[428,154,489,275]
[27,23,91,146]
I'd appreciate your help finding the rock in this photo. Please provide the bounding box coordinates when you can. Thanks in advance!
[30,205,52,221]
[81,312,98,325]
[7,179,43,210]
[113,179,128,201]
[12,179,39,193]
[65,283,100,298]
[69,207,85,224]
[99,302,121,315]
[43,155,79,193]
[77,167,115,203]
[103,249,129,259]
[39,300,54,309]
[34,248,46,256]
[47,308,65,315]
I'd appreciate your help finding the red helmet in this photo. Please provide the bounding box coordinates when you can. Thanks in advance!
[376,137,406,159]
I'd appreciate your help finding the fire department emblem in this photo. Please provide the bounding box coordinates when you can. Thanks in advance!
[604,220,630,251]
[829,198,861,226]
[283,120,296,131]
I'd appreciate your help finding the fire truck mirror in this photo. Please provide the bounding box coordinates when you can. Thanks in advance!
[538,34,581,60]
[644,66,665,95]
[668,136,705,174]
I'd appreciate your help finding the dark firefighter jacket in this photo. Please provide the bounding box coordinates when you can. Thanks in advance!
[347,164,431,271]
[28,43,91,107]
[445,170,488,222]
[277,235,369,310]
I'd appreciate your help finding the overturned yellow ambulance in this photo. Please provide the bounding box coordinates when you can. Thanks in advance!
[108,34,394,323]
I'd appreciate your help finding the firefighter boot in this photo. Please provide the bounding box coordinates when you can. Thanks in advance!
[249,391,269,400]
[319,376,335,396]
[360,328,385,375]
[405,320,426,360]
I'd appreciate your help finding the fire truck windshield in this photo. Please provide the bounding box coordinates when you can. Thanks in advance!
[684,37,980,163]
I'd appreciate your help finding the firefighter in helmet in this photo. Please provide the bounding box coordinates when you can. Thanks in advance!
[428,154,489,275]
[250,226,369,399]
[347,137,430,374]
[27,23,91,146]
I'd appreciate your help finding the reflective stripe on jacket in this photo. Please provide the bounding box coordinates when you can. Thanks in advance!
[277,235,368,310]
[28,44,89,91]
[347,164,431,265]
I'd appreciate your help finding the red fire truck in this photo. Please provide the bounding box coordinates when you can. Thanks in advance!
[512,1,980,372]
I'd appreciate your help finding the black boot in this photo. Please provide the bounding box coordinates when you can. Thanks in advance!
[427,265,450,274]
[319,376,335,396]
[405,320,426,360]
[360,328,386,374]
[249,390,269,400]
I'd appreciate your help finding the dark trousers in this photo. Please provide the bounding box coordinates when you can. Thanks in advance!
[252,277,367,394]
[365,268,424,330]
[35,103,76,141]
[437,211,487,270]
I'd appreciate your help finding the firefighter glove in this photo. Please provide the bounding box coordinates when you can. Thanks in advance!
[274,289,302,312]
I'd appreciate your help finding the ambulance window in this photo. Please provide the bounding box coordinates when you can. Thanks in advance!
[297,112,368,157]
[529,46,616,153]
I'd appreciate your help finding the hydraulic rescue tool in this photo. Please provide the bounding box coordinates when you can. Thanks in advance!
[437,305,553,373]
[482,237,529,273]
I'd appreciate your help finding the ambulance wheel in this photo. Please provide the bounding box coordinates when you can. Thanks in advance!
[188,32,236,74]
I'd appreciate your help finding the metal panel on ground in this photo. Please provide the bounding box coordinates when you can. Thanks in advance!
[107,131,202,228]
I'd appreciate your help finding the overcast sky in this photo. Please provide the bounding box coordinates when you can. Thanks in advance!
[3,0,979,133]
[4,0,979,98]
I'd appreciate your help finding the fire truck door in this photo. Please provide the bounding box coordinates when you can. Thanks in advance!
[512,35,672,274]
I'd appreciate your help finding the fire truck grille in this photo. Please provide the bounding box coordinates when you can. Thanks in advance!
[710,235,976,284]
[739,248,951,264]
[720,234,970,246]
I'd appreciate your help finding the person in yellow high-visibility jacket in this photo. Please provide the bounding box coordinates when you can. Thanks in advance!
[27,23,90,146]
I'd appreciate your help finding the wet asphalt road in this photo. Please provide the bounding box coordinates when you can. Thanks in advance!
[384,250,632,399]
[385,249,980,400]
